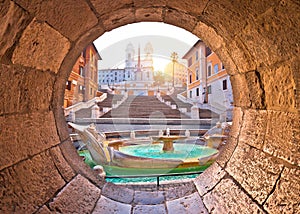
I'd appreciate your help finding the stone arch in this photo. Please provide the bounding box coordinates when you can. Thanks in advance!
[0,0,299,213]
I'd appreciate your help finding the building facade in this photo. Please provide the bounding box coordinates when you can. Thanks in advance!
[206,51,233,112]
[182,40,207,102]
[182,40,233,119]
[82,44,101,101]
[164,60,187,87]
[98,68,129,86]
[64,43,101,108]
[64,54,85,107]
[98,42,154,86]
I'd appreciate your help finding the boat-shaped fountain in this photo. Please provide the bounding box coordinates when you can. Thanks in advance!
[69,123,222,176]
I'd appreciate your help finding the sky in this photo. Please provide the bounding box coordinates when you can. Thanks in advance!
[93,22,199,71]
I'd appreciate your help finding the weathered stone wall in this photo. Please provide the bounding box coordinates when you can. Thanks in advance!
[0,0,299,213]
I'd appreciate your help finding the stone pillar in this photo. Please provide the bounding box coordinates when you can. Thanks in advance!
[191,105,199,119]
[68,110,75,122]
[130,131,135,139]
[156,91,161,98]
[219,112,227,122]
[91,105,100,119]
[185,130,190,137]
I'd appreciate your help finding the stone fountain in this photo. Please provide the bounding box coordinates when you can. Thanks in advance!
[152,128,186,152]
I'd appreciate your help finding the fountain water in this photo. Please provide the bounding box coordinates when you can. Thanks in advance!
[69,123,223,177]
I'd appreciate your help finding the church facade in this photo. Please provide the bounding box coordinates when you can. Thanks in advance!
[98,42,154,87]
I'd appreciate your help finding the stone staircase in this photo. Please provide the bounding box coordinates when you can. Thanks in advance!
[198,108,219,119]
[75,93,124,118]
[162,93,218,119]
[101,95,189,119]
[97,93,124,108]
[75,106,93,118]
[161,94,192,112]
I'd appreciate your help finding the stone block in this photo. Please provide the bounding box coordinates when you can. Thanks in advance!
[216,136,238,168]
[0,65,55,114]
[59,140,104,187]
[136,7,163,22]
[12,19,70,73]
[225,38,257,72]
[36,205,53,214]
[0,64,23,114]
[164,8,197,33]
[49,175,101,213]
[194,163,226,196]
[91,0,132,16]
[213,47,239,76]
[291,56,300,105]
[239,109,268,150]
[203,178,264,213]
[165,181,196,201]
[0,0,30,57]
[0,111,60,170]
[230,74,251,108]
[74,24,105,55]
[200,0,251,40]
[255,1,300,65]
[15,0,98,41]
[245,71,265,108]
[102,182,134,204]
[133,190,165,205]
[0,167,21,213]
[19,69,55,112]
[264,167,300,214]
[167,0,207,15]
[133,204,166,214]
[260,63,296,111]
[226,143,284,204]
[264,111,300,166]
[101,8,135,32]
[50,146,76,182]
[134,0,167,8]
[239,26,278,68]
[51,76,71,143]
[167,192,208,214]
[229,107,243,139]
[192,21,223,51]
[0,151,65,213]
[93,195,131,214]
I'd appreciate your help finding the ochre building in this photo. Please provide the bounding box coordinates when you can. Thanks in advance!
[0,1,299,213]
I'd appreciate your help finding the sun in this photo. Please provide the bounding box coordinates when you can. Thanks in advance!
[153,56,170,72]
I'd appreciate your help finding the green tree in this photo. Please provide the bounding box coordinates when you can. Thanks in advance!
[153,70,165,86]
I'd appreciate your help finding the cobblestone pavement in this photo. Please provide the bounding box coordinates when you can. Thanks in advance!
[91,179,209,214]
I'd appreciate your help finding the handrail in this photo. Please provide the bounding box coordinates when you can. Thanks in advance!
[105,171,203,188]
[64,93,107,116]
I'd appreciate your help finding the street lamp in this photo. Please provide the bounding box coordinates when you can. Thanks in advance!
[170,52,178,87]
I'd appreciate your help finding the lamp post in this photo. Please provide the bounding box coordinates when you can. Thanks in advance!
[170,52,178,87]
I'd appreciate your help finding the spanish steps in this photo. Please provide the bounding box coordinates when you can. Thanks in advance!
[100,95,189,119]
[74,92,123,118]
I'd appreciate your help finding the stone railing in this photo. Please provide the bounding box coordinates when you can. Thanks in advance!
[177,93,188,103]
[112,93,128,109]
[64,93,107,116]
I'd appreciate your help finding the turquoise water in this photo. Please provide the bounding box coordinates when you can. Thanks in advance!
[119,143,217,160]
[78,144,216,183]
